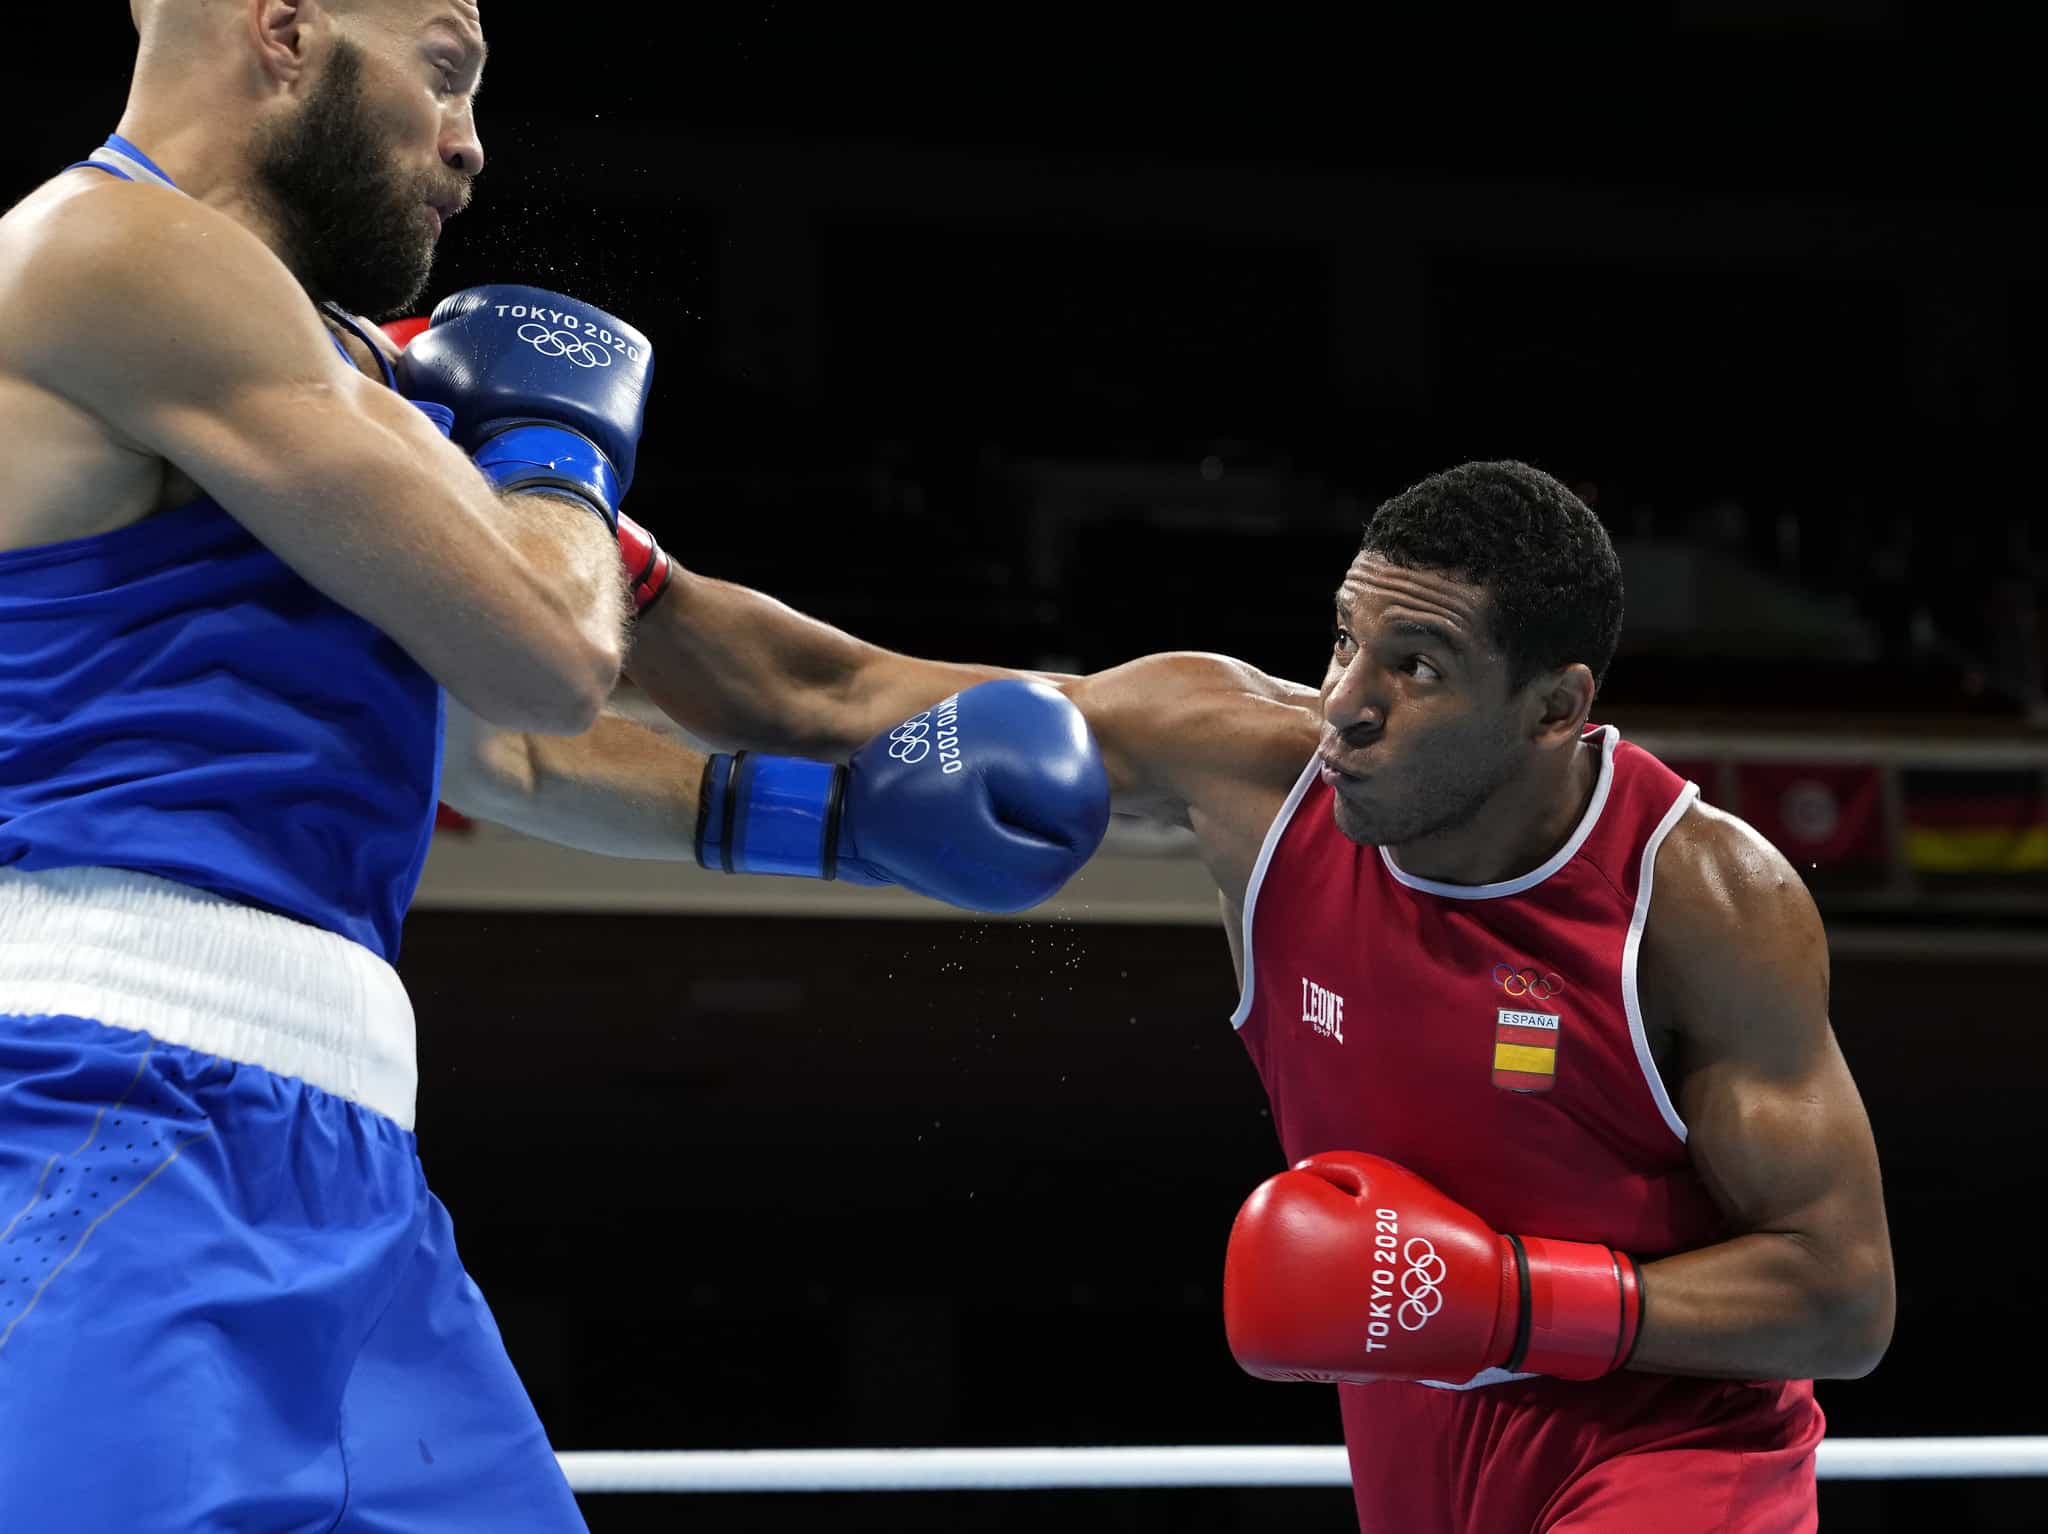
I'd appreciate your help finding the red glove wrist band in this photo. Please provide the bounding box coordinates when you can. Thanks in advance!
[1508,1235,1643,1380]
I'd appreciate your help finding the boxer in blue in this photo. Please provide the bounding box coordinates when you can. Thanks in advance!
[0,3,1108,1530]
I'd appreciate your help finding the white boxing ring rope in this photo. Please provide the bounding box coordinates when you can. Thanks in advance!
[556,1438,2048,1494]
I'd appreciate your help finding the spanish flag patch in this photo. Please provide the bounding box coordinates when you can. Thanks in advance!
[1493,1008,1560,1093]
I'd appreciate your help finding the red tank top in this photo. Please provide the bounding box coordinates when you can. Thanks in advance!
[1234,726,1724,1287]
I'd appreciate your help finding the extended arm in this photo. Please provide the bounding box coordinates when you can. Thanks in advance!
[445,551,1322,908]
[629,566,1322,860]
[442,668,1110,912]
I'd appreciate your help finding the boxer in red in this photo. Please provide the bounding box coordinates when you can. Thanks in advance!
[521,458,1890,1531]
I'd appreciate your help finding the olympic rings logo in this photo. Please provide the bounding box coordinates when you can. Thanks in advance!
[1396,1237,1446,1332]
[516,322,613,369]
[887,714,932,764]
[1492,963,1563,1001]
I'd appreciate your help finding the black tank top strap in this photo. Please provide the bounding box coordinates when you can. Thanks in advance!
[321,305,400,390]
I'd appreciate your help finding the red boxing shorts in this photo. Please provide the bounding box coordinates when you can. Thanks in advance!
[1340,1369,1824,1532]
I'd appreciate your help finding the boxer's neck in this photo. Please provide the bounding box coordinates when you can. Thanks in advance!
[105,112,306,283]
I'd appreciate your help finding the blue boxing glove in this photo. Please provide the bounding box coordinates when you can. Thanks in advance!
[696,680,1111,913]
[394,285,655,532]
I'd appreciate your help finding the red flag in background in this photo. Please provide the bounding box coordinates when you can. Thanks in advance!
[1734,763,1887,870]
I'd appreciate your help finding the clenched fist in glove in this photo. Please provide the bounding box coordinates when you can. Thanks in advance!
[1223,1151,1644,1386]
[387,296,667,606]
[393,285,654,533]
[695,678,1111,914]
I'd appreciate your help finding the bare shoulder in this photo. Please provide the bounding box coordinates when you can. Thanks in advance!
[0,176,304,545]
[1652,800,1824,949]
[1067,651,1320,901]
[1642,799,1830,1058]
[0,173,333,394]
[0,176,204,325]
[1072,649,1319,728]
[1176,651,1322,714]
[1066,650,1321,804]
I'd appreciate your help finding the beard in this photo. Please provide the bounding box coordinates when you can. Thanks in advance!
[251,39,447,317]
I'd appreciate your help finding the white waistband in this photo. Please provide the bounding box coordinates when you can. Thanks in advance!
[1417,1366,1538,1391]
[0,867,417,1128]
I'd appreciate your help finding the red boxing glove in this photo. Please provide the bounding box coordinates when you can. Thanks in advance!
[1223,1151,1642,1386]
[380,315,432,350]
[616,509,673,614]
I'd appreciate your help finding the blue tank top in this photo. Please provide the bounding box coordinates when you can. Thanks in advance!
[0,137,443,960]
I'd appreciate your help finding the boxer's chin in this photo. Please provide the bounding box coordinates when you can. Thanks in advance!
[1329,793,1388,848]
[284,205,434,317]
[1329,780,1450,850]
[276,183,438,316]
[343,216,437,317]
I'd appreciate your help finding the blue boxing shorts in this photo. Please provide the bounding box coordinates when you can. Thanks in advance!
[0,867,586,1533]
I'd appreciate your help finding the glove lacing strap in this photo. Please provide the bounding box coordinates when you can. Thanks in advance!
[695,754,738,873]
[1617,1250,1646,1369]
[1503,1232,1535,1374]
[820,766,846,882]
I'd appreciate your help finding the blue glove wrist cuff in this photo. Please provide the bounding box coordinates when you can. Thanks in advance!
[472,420,622,534]
[695,753,847,880]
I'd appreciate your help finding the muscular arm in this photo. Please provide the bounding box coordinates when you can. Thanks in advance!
[626,567,1052,760]
[440,702,705,859]
[629,566,1321,894]
[0,181,621,732]
[1628,804,1895,1380]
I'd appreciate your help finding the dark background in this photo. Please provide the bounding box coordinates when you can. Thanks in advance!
[7,2,2047,1528]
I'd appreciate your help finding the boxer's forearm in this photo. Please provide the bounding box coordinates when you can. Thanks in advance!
[439,702,704,860]
[497,491,632,690]
[1629,1231,1891,1380]
[627,568,1014,759]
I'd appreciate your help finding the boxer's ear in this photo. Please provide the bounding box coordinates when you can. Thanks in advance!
[251,0,316,88]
